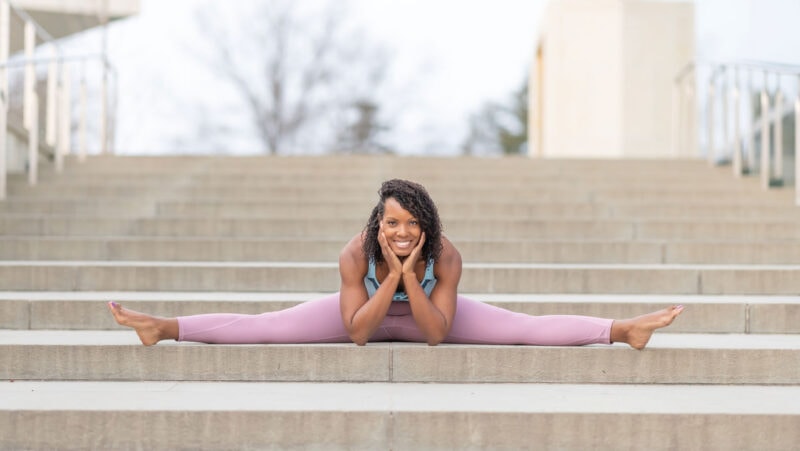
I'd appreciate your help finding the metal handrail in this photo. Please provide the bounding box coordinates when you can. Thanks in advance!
[736,60,800,76]
[673,59,800,206]
[1,0,116,200]
[0,53,110,68]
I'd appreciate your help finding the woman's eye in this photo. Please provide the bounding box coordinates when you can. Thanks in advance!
[387,221,397,226]
[410,221,418,226]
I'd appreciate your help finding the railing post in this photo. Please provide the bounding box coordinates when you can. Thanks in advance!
[0,0,8,200]
[46,48,57,148]
[0,91,5,200]
[795,76,799,206]
[101,63,109,154]
[707,77,715,164]
[28,92,38,185]
[23,20,35,130]
[760,72,771,190]
[53,57,63,173]
[732,67,742,177]
[58,63,71,161]
[746,69,756,172]
[79,74,87,161]
[672,81,680,157]
[721,68,730,165]
[686,82,697,157]
[774,89,783,184]
[0,0,6,95]
[100,4,110,155]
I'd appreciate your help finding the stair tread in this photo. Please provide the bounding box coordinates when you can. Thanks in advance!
[2,290,798,304]
[2,381,799,414]
[2,330,799,349]
[3,260,800,269]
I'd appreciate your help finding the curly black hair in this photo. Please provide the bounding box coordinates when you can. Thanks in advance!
[362,179,443,264]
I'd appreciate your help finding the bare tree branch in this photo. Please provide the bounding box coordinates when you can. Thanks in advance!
[186,0,390,155]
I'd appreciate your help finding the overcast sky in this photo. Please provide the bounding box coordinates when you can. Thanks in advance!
[103,0,547,156]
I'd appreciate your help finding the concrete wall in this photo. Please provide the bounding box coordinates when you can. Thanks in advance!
[531,0,694,159]
[621,1,694,158]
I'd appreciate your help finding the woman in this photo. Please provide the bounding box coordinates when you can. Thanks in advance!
[109,179,683,349]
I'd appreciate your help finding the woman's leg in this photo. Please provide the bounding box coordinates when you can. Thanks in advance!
[109,293,355,345]
[371,299,608,345]
[441,296,683,348]
[363,298,612,345]
[442,296,612,345]
[177,293,353,344]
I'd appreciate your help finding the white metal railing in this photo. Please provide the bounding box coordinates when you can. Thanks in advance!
[0,0,115,200]
[674,60,800,206]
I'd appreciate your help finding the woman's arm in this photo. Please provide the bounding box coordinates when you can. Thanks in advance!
[403,236,461,345]
[338,234,398,346]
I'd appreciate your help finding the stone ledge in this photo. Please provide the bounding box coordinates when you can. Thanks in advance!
[2,382,799,450]
[2,294,798,333]
[1,333,798,384]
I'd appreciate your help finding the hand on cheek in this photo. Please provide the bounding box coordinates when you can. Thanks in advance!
[378,223,392,255]
[402,232,426,274]
[379,224,402,274]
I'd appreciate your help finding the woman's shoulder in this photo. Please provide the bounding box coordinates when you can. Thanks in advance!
[436,235,462,267]
[339,233,368,271]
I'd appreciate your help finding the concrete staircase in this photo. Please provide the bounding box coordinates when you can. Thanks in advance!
[1,155,799,450]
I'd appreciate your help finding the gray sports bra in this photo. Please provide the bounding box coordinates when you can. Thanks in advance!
[364,258,437,301]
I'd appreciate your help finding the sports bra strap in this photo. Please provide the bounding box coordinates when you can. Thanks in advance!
[364,258,437,301]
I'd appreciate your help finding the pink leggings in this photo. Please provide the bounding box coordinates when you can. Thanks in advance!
[178,294,613,346]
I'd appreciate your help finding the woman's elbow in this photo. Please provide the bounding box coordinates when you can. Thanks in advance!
[425,331,448,346]
[429,322,454,346]
[347,330,369,346]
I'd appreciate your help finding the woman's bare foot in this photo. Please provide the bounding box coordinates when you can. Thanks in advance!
[107,301,178,346]
[611,305,685,350]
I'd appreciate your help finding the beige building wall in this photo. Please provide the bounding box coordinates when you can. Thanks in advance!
[530,0,694,158]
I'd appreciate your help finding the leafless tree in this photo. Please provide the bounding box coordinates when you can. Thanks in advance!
[462,78,528,156]
[190,0,389,155]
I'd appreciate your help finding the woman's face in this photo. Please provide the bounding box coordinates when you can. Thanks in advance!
[380,197,422,258]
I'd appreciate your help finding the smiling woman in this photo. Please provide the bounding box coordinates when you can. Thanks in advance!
[108,179,684,349]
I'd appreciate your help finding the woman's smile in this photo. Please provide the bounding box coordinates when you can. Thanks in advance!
[394,240,412,249]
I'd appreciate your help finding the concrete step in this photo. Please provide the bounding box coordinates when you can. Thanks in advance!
[3,292,797,333]
[17,154,748,173]
[153,200,800,220]
[7,174,779,190]
[1,261,799,294]
[9,182,793,204]
[9,175,774,193]
[3,216,800,240]
[2,381,798,450]
[1,331,798,384]
[3,237,800,264]
[5,199,800,221]
[34,153,744,171]
[9,171,767,185]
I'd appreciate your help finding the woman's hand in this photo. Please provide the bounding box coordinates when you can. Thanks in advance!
[378,223,403,276]
[402,232,426,275]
